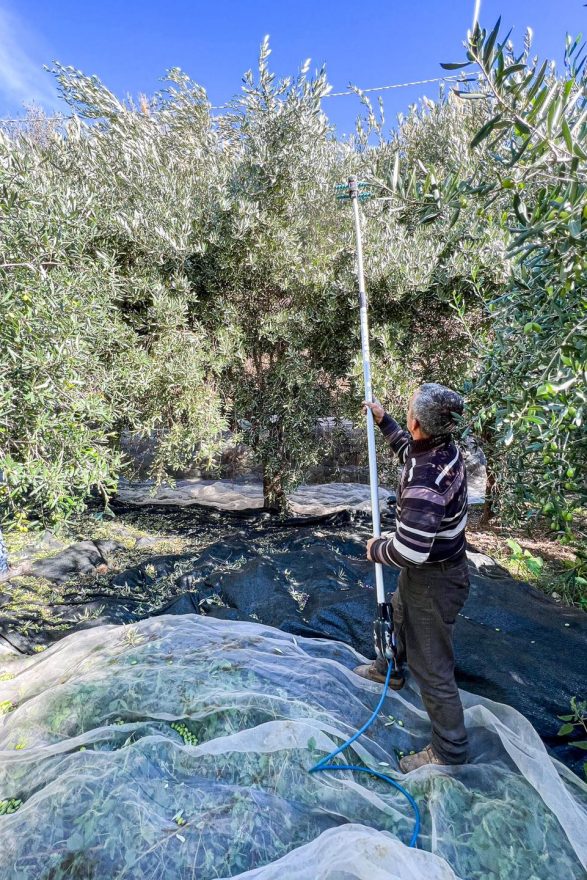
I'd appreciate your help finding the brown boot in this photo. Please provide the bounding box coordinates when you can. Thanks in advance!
[353,661,405,691]
[399,744,446,773]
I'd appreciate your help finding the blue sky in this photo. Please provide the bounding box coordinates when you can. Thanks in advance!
[1,0,585,135]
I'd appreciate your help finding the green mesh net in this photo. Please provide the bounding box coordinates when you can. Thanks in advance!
[0,615,585,879]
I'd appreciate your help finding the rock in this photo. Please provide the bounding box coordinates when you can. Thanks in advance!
[29,540,123,584]
[465,550,509,577]
[0,562,32,584]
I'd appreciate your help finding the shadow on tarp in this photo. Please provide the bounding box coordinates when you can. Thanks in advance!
[0,501,585,775]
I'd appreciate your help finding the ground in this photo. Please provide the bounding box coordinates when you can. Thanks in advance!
[5,502,585,610]
[468,520,586,609]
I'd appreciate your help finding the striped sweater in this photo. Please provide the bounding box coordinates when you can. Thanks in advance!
[370,413,468,568]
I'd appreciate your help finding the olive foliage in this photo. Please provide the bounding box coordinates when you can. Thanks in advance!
[0,69,232,523]
[186,40,350,509]
[1,42,497,521]
[9,29,579,529]
[438,22,586,549]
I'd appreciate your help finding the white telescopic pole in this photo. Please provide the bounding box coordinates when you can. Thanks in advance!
[349,178,386,605]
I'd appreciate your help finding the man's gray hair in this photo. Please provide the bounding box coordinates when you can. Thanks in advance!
[412,383,464,436]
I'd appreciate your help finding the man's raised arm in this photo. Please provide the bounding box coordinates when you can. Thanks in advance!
[363,401,410,464]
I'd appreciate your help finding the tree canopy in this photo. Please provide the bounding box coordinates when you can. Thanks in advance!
[0,22,584,584]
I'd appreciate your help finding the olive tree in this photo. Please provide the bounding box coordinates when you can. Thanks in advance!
[5,32,555,527]
[186,40,358,510]
[440,22,586,549]
[332,92,509,436]
[0,71,232,524]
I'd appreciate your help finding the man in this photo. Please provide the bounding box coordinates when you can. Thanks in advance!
[355,383,470,773]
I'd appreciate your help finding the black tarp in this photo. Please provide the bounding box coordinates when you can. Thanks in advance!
[1,501,585,774]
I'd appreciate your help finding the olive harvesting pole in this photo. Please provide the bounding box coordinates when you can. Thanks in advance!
[348,178,385,604]
[309,188,421,838]
[336,176,394,667]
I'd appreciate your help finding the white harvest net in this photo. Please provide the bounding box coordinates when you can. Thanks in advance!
[0,615,585,879]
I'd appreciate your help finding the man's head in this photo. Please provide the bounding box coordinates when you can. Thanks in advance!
[407,383,464,440]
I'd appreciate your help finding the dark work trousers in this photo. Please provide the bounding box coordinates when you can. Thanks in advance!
[391,558,470,764]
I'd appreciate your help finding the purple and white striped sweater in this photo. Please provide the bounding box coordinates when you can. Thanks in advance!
[370,413,468,568]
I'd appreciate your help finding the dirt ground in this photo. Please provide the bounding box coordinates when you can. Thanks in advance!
[467,520,585,609]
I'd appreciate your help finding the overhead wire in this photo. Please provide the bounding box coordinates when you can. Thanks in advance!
[209,73,474,110]
[2,0,484,124]
[323,74,474,99]
[0,72,476,123]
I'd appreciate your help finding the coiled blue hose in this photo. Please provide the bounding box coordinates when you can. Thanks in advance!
[309,662,421,848]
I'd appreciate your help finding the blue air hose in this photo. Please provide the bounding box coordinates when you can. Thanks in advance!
[309,662,421,848]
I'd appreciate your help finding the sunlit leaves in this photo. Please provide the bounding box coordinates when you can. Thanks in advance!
[449,20,587,551]
[0,74,228,524]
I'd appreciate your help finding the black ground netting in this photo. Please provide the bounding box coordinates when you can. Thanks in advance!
[1,501,585,778]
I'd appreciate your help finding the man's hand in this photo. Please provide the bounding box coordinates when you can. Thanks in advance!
[363,400,385,425]
[366,537,377,561]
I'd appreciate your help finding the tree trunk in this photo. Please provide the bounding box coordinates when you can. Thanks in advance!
[263,467,286,513]
[479,426,498,528]
[480,467,497,527]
